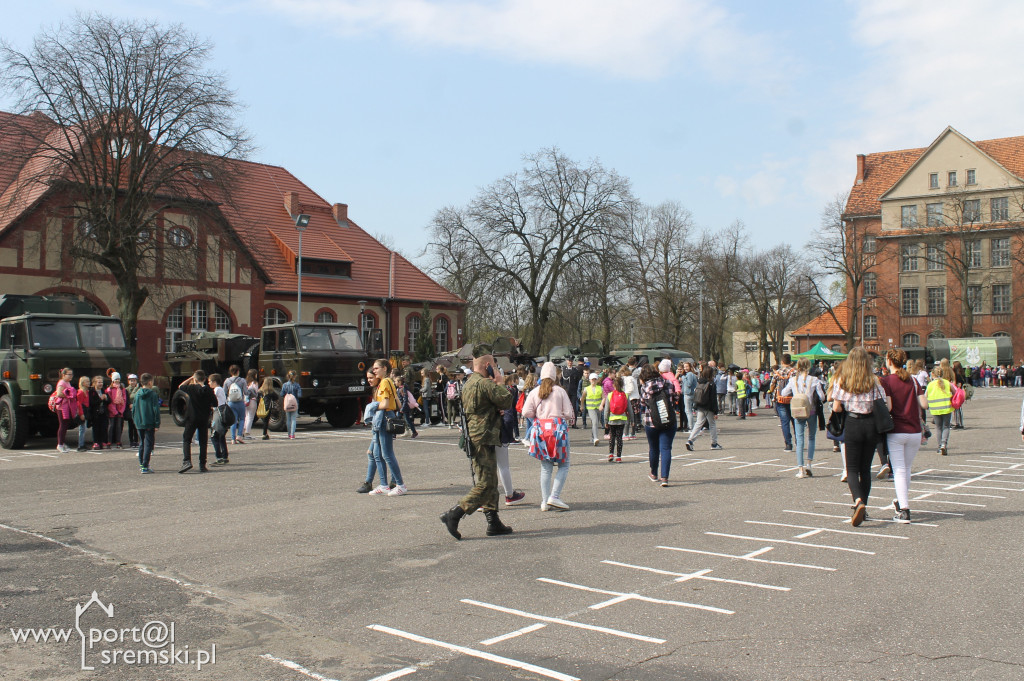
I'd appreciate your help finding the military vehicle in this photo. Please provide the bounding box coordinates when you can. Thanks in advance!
[166,322,369,430]
[610,342,695,367]
[0,295,133,449]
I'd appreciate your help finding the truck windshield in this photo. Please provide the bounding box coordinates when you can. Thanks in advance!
[295,326,362,351]
[28,319,127,349]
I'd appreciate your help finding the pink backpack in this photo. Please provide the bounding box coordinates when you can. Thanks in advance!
[950,383,966,410]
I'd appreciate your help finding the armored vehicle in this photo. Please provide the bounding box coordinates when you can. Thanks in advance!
[167,322,369,430]
[611,342,695,367]
[0,295,132,449]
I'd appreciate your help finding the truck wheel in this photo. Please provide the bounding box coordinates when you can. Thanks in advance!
[0,395,29,449]
[268,403,286,432]
[326,401,358,428]
[170,390,189,427]
[241,341,261,375]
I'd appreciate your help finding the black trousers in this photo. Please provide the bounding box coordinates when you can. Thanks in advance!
[844,415,879,505]
[183,421,210,467]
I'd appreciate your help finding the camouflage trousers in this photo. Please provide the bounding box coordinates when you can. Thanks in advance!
[458,443,499,514]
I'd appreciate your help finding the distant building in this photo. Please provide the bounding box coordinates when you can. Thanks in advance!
[0,110,464,371]
[789,302,850,355]
[843,127,1023,357]
[731,331,797,368]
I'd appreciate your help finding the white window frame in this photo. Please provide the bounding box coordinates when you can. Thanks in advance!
[166,304,184,352]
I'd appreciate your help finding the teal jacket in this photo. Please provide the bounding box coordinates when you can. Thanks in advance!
[132,387,162,429]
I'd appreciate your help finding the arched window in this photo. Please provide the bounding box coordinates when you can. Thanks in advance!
[970,332,984,338]
[264,307,288,326]
[316,310,336,323]
[928,330,945,339]
[214,306,232,332]
[406,315,421,353]
[994,331,1011,338]
[166,304,184,351]
[435,316,449,353]
[190,300,208,336]
[901,333,920,348]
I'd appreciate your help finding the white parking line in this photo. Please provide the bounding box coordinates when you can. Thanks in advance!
[814,499,966,515]
[782,509,939,527]
[657,545,836,571]
[728,458,781,470]
[705,531,875,555]
[536,577,734,614]
[680,455,737,467]
[944,469,1013,491]
[744,521,907,539]
[367,625,580,681]
[601,559,790,591]
[366,668,418,681]
[460,599,666,643]
[479,623,546,646]
[259,653,342,681]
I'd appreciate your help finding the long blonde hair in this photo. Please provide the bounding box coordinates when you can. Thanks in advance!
[835,347,877,395]
[523,373,537,392]
[936,358,955,382]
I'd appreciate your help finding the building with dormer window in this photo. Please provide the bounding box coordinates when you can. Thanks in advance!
[843,127,1024,357]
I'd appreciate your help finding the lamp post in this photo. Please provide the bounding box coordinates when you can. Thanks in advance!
[699,285,704,360]
[294,213,311,321]
[860,296,867,348]
[358,299,367,346]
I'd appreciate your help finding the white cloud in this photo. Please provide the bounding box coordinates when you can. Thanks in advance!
[257,0,786,83]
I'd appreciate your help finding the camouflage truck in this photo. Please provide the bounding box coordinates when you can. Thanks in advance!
[167,322,370,430]
[0,295,133,449]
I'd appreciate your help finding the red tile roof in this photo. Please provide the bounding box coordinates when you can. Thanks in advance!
[791,302,850,338]
[844,131,1024,218]
[0,111,463,306]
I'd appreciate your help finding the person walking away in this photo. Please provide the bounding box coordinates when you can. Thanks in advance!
[208,374,230,465]
[771,355,796,452]
[242,369,259,438]
[951,361,967,429]
[726,369,738,415]
[829,347,885,526]
[280,370,302,439]
[106,372,127,448]
[133,373,161,473]
[685,365,722,452]
[255,377,277,440]
[623,366,641,440]
[125,373,140,448]
[179,370,215,473]
[395,376,419,439]
[582,372,604,446]
[603,376,629,462]
[420,368,435,427]
[749,371,760,409]
[680,362,697,431]
[881,349,925,523]
[88,376,109,450]
[640,363,677,486]
[441,348,515,537]
[566,359,585,428]
[76,376,91,451]
[369,359,406,496]
[223,365,248,446]
[53,367,78,453]
[780,358,825,478]
[927,361,956,456]
[714,367,729,415]
[496,374,526,505]
[521,361,574,511]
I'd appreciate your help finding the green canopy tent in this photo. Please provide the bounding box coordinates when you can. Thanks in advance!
[792,341,848,361]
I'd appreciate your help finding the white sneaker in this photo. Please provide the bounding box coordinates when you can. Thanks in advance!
[796,467,806,478]
[368,485,390,495]
[594,438,600,446]
[387,484,408,496]
[540,502,549,511]
[840,471,848,482]
[546,497,569,511]
[56,445,64,453]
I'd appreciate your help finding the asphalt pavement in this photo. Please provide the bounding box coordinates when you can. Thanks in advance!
[2,389,1024,680]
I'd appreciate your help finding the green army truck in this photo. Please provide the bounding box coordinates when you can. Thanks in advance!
[0,295,132,449]
[166,322,369,431]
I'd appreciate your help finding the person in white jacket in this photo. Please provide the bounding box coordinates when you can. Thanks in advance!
[522,362,575,511]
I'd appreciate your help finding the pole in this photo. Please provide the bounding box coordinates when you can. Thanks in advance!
[860,297,866,347]
[699,286,704,360]
[297,228,303,321]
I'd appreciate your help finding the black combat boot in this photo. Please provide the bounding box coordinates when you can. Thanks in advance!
[441,505,466,540]
[484,510,513,536]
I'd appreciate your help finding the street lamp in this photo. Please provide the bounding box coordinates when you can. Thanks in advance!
[699,285,704,360]
[860,297,867,347]
[294,213,310,321]
[357,299,367,345]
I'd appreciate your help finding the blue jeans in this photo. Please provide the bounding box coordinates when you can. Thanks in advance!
[365,434,393,486]
[683,394,694,422]
[541,456,570,502]
[645,425,676,479]
[285,411,298,437]
[775,402,793,448]
[229,401,246,440]
[792,417,815,467]
[402,407,418,436]
[421,397,431,425]
[374,417,403,485]
[77,421,87,448]
[137,429,155,468]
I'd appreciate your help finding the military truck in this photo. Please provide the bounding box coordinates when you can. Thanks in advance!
[611,342,695,367]
[0,295,133,449]
[166,322,369,430]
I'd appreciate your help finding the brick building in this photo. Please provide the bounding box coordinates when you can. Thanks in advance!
[789,301,851,355]
[0,110,464,372]
[843,127,1024,357]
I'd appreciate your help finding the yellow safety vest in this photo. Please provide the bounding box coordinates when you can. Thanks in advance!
[584,384,603,410]
[736,379,748,399]
[925,379,953,415]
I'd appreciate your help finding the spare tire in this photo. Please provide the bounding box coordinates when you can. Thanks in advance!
[170,389,189,427]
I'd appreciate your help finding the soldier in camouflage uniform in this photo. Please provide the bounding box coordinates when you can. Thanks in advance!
[441,345,515,540]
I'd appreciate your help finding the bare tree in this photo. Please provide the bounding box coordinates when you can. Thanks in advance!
[0,14,250,350]
[425,206,491,342]
[425,147,633,354]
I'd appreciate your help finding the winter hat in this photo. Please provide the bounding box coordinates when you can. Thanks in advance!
[540,361,558,382]
[658,359,672,373]
[111,372,121,381]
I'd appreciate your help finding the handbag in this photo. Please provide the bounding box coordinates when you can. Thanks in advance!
[826,408,846,440]
[384,412,406,435]
[871,396,894,434]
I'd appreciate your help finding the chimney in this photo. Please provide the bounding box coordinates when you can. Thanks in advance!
[333,203,349,227]
[855,154,866,185]
[284,191,300,217]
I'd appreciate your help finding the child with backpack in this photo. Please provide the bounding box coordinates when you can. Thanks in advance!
[603,376,629,462]
[395,376,419,439]
[255,377,277,440]
[208,373,230,465]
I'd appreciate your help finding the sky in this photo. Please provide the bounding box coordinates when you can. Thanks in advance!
[4,0,1024,268]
